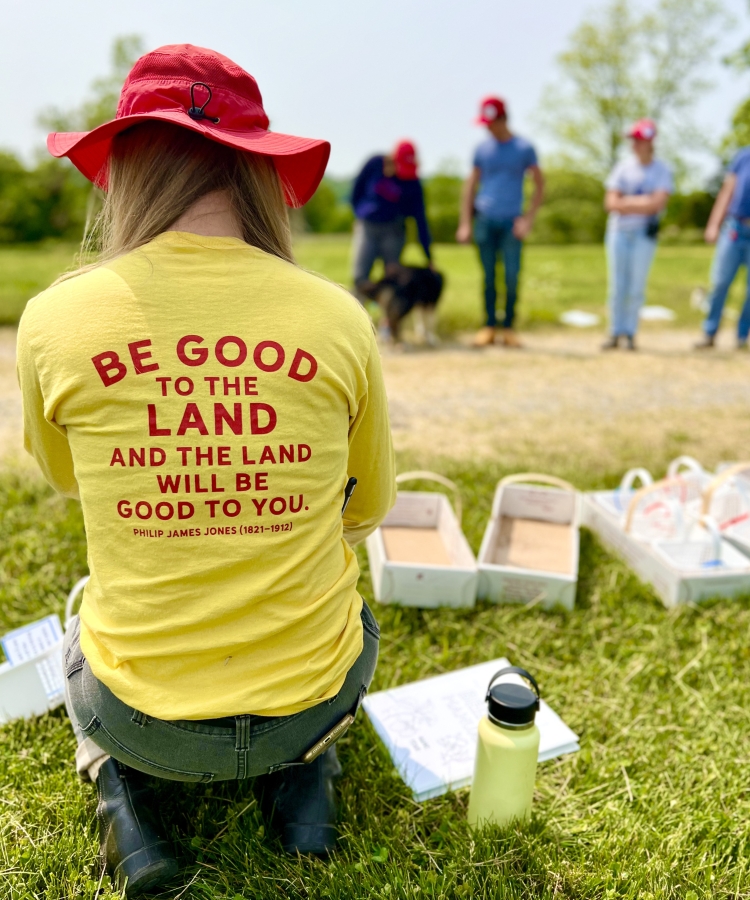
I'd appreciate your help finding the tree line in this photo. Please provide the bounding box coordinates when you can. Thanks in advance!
[0,153,716,246]
[1,2,746,246]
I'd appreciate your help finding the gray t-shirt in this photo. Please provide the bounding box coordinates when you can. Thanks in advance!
[605,156,673,231]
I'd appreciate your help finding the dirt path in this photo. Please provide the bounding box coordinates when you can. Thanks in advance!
[381,328,750,475]
[3,325,750,478]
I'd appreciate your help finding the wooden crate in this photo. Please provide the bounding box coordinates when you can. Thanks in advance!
[701,463,750,559]
[477,474,580,611]
[366,472,477,609]
[582,475,750,608]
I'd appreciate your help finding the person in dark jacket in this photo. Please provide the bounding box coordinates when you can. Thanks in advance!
[350,141,433,297]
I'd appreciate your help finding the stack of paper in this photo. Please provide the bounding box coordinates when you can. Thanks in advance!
[363,657,580,802]
[0,615,65,724]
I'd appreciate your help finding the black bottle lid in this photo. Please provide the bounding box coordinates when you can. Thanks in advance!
[485,667,540,728]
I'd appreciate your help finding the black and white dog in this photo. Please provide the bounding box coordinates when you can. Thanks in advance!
[364,266,444,344]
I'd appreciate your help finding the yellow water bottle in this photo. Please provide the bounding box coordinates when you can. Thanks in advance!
[467,666,541,829]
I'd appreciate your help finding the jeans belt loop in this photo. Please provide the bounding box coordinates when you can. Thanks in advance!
[235,715,251,779]
[130,709,149,727]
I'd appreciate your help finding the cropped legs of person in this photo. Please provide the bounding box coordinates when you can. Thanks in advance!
[699,221,750,348]
[63,608,380,895]
[623,232,656,344]
[736,263,750,348]
[605,227,630,347]
[604,228,655,349]
[499,224,523,346]
[352,219,406,302]
[474,217,522,347]
[474,216,502,345]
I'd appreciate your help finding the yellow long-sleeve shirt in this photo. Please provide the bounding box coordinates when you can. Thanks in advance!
[17,231,395,719]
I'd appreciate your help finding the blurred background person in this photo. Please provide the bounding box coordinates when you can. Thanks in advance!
[350,141,433,300]
[602,119,672,351]
[695,145,750,349]
[456,96,544,348]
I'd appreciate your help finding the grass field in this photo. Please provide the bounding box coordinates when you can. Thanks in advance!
[3,237,750,898]
[3,461,750,900]
[1,236,748,332]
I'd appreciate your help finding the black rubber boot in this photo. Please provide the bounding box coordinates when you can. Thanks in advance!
[601,335,620,350]
[261,747,342,856]
[625,335,637,351]
[96,758,178,896]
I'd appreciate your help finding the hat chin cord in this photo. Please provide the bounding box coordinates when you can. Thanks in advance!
[187,82,220,124]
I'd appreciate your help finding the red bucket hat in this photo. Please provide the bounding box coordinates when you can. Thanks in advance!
[393,140,418,180]
[46,44,330,208]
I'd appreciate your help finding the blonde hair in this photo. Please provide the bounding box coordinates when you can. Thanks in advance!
[74,121,294,273]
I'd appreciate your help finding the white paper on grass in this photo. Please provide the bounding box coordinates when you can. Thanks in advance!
[1,614,63,665]
[33,654,65,701]
[639,305,675,321]
[0,615,65,703]
[559,310,600,328]
[363,657,580,802]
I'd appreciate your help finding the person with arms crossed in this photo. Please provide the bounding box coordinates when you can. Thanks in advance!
[19,44,395,896]
[695,145,750,349]
[602,119,673,351]
[350,140,433,300]
[457,96,544,348]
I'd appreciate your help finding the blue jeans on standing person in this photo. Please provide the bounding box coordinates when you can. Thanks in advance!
[473,215,522,328]
[352,217,406,288]
[605,224,657,337]
[702,217,750,341]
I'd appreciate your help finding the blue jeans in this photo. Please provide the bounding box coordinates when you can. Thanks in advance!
[474,215,522,328]
[63,605,380,782]
[605,225,657,337]
[703,217,750,340]
[352,218,406,287]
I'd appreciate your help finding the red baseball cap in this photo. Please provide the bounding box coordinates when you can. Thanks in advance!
[393,140,418,180]
[46,44,330,208]
[476,96,507,125]
[627,118,657,141]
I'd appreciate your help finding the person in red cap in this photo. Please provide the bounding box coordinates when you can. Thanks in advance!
[602,118,673,350]
[18,44,395,892]
[694,142,750,349]
[457,96,544,347]
[350,140,433,306]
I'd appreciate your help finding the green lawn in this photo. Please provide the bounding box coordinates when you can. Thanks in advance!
[2,464,750,899]
[3,237,750,898]
[1,236,747,332]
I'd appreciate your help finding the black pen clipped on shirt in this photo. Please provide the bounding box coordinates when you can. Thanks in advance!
[341,477,357,516]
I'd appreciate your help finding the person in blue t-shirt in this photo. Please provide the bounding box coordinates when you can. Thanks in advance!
[457,96,544,347]
[695,147,750,349]
[602,118,673,351]
[350,140,432,298]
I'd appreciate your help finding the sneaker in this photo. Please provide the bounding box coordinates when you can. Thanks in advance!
[601,335,620,351]
[472,326,496,347]
[694,334,715,350]
[500,328,523,348]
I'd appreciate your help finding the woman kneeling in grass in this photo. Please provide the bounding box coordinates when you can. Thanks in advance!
[17,44,395,896]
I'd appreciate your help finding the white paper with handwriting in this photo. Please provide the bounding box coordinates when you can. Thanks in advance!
[363,657,580,801]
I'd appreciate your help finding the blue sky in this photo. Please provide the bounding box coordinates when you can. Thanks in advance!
[5,0,749,179]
